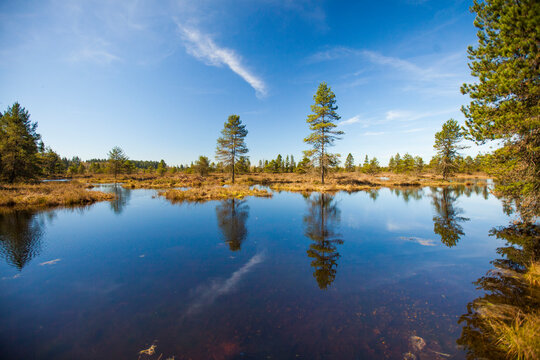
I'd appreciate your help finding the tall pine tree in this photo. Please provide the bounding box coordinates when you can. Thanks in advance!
[304,82,343,184]
[216,115,248,184]
[461,0,539,221]
[0,103,41,183]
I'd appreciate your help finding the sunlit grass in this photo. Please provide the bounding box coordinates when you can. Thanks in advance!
[160,184,272,203]
[478,262,540,360]
[0,181,114,209]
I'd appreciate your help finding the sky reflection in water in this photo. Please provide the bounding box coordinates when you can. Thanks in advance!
[0,184,510,359]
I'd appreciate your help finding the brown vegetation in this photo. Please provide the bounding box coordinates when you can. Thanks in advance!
[0,181,114,210]
[160,184,272,203]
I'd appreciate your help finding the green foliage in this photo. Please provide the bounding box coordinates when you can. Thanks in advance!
[367,157,380,175]
[39,147,65,177]
[124,160,136,174]
[194,156,211,176]
[461,0,539,220]
[235,156,250,174]
[434,119,466,179]
[107,146,128,181]
[295,156,311,174]
[414,156,424,174]
[216,115,248,184]
[304,82,344,184]
[156,159,167,176]
[0,103,41,183]
[344,153,354,172]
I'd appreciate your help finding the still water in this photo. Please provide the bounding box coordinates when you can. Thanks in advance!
[0,184,510,359]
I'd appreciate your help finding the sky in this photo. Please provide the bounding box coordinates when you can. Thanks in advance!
[0,0,490,166]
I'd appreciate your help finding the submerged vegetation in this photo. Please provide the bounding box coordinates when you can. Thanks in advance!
[458,223,540,359]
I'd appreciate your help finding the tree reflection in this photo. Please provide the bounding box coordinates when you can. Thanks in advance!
[457,223,540,359]
[0,211,45,269]
[303,193,343,290]
[109,184,131,214]
[431,187,469,247]
[215,199,249,251]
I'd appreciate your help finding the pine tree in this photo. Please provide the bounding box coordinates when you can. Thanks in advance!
[0,103,41,182]
[461,0,539,220]
[394,153,402,173]
[195,156,211,176]
[304,82,343,184]
[216,115,248,184]
[434,119,466,179]
[107,146,128,182]
[344,153,354,172]
[157,159,167,176]
[388,156,396,172]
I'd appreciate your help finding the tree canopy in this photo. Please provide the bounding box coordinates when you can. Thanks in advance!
[107,146,128,181]
[216,115,248,184]
[0,103,41,183]
[304,82,344,184]
[461,0,539,220]
[433,119,466,179]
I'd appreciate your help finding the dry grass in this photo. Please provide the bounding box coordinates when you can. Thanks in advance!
[160,184,272,203]
[72,171,490,200]
[489,311,540,360]
[478,262,540,360]
[0,181,114,210]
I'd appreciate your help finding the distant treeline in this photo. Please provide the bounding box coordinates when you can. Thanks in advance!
[0,102,489,182]
[42,150,489,178]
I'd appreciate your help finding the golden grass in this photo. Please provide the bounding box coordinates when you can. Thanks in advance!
[0,181,114,210]
[478,262,540,360]
[160,184,272,203]
[489,311,540,360]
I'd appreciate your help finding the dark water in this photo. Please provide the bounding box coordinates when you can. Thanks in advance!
[0,184,511,359]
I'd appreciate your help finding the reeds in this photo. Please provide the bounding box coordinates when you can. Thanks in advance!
[0,181,114,209]
[160,184,272,203]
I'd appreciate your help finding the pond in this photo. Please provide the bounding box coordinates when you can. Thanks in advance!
[0,184,511,359]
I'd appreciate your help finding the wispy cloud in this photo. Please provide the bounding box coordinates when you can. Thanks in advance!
[177,24,267,98]
[363,131,385,136]
[183,253,264,317]
[308,48,458,81]
[68,48,122,65]
[340,115,361,126]
[399,236,436,246]
[384,108,455,123]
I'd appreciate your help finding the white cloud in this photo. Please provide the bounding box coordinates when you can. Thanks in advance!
[340,115,361,126]
[384,108,455,123]
[183,253,264,317]
[177,24,267,98]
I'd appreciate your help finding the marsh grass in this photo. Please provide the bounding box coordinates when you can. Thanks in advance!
[0,181,114,210]
[160,184,272,203]
[479,263,540,359]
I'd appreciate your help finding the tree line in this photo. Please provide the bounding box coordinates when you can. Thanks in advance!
[0,100,500,183]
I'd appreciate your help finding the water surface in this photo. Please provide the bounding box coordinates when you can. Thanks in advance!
[0,184,509,359]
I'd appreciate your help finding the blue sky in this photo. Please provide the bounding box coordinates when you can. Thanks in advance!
[0,0,488,166]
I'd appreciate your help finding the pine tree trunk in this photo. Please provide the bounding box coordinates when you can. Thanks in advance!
[232,155,235,184]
